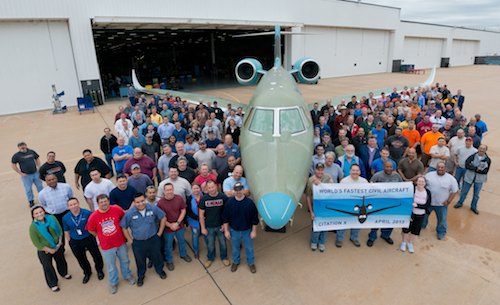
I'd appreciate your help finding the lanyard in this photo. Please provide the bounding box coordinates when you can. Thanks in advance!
[71,213,82,228]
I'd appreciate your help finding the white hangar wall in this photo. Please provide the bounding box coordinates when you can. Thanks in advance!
[295,26,391,78]
[0,20,80,114]
[1,0,500,115]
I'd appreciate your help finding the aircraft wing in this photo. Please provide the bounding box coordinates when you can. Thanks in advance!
[132,69,248,112]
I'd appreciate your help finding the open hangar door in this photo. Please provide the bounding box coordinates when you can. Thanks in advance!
[451,39,479,66]
[92,23,277,98]
[403,36,444,69]
[0,20,80,115]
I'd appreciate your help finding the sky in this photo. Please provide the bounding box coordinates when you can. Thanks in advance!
[363,0,500,31]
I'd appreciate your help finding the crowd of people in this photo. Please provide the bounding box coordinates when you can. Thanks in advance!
[308,84,490,253]
[12,83,491,294]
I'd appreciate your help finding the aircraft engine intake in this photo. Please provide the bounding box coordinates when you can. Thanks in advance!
[235,58,263,85]
[292,58,320,84]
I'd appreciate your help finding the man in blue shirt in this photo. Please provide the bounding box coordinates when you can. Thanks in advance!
[223,165,249,197]
[371,121,387,149]
[121,193,167,287]
[223,182,259,273]
[172,121,188,143]
[112,137,133,174]
[315,116,332,138]
[224,134,241,164]
[62,197,104,284]
[370,148,397,176]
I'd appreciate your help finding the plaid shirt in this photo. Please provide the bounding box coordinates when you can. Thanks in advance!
[38,183,73,214]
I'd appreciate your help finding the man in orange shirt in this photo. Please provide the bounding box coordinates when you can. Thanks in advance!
[402,120,421,154]
[409,101,421,120]
[420,124,444,167]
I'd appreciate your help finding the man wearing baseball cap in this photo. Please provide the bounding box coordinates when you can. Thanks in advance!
[223,182,259,273]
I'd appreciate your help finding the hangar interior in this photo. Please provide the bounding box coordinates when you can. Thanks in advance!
[92,23,282,97]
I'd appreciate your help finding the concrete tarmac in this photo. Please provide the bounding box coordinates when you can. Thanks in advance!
[1,65,499,305]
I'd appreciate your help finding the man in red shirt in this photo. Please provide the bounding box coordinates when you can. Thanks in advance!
[417,114,433,136]
[86,194,135,294]
[157,183,192,271]
[194,163,217,192]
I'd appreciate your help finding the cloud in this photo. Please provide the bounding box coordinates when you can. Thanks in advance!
[363,0,500,29]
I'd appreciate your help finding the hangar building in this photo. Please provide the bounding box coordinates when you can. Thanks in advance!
[1,0,500,115]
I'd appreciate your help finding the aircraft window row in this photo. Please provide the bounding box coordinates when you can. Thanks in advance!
[248,107,307,135]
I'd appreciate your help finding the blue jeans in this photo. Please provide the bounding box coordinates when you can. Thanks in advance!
[101,244,132,286]
[206,226,227,261]
[310,230,327,246]
[230,228,255,265]
[457,181,483,209]
[422,205,448,239]
[368,228,393,242]
[191,227,208,256]
[104,153,114,175]
[454,166,466,188]
[336,229,360,241]
[21,172,43,202]
[163,228,187,263]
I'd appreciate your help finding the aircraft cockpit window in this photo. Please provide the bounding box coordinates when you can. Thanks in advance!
[280,108,305,134]
[249,109,274,134]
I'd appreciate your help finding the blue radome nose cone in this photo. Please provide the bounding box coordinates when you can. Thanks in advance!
[257,192,296,229]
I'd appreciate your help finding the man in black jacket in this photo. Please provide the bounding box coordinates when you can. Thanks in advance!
[100,128,118,176]
[454,144,491,214]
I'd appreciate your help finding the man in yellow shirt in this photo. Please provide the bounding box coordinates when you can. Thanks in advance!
[150,106,163,126]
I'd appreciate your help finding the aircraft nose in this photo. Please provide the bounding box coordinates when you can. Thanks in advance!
[257,192,296,229]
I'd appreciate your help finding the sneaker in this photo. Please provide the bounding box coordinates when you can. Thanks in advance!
[399,242,407,252]
[127,277,136,285]
[110,285,118,294]
[181,255,192,263]
[159,271,167,279]
[310,243,318,251]
[51,286,60,292]
[407,243,415,253]
[204,260,213,268]
[231,263,239,272]
[367,240,374,247]
[64,274,72,280]
[249,264,257,274]
[319,244,325,252]
[335,240,343,248]
[350,239,361,247]
[166,262,175,271]
[222,259,230,267]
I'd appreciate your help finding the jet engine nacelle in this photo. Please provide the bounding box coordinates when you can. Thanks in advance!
[235,58,263,86]
[292,58,320,84]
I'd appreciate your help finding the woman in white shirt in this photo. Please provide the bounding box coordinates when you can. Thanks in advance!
[400,176,431,253]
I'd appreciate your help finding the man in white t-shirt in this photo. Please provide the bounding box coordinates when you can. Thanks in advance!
[84,169,115,211]
[422,162,459,240]
[428,137,450,171]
